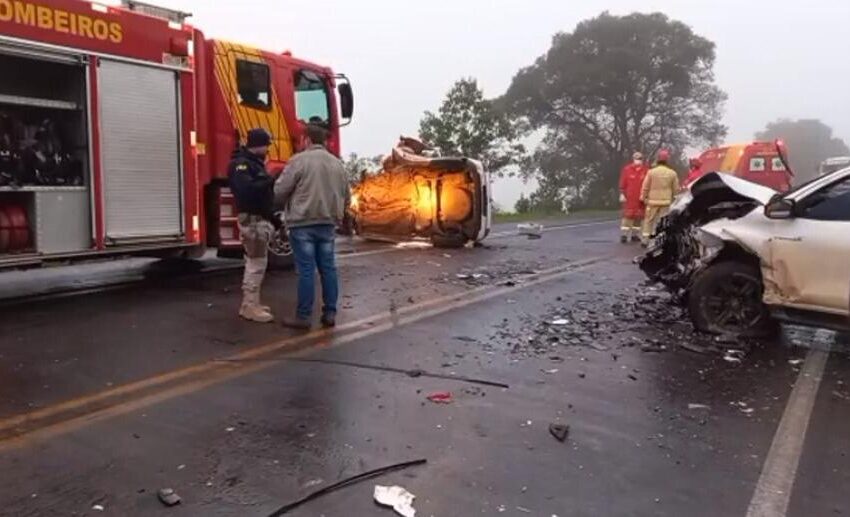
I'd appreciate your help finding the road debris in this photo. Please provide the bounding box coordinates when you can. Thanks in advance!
[541,368,559,375]
[266,459,427,516]
[157,488,181,507]
[788,359,804,366]
[395,241,431,250]
[426,392,453,404]
[92,504,105,512]
[723,350,745,364]
[688,404,711,411]
[374,485,417,517]
[518,223,544,239]
[276,357,510,389]
[549,423,570,442]
[551,319,569,326]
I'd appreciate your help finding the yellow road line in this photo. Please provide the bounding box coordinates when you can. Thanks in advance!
[0,256,608,449]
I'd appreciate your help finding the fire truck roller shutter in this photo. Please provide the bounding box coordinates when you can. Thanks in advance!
[99,60,182,241]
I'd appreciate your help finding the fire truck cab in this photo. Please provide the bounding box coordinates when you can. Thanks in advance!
[697,141,793,193]
[0,0,352,268]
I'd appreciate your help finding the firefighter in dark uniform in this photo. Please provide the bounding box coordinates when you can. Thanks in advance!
[227,128,280,323]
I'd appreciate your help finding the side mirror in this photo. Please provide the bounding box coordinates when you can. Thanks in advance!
[765,197,795,220]
[338,82,354,121]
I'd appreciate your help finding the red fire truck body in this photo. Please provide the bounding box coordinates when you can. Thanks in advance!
[0,0,351,267]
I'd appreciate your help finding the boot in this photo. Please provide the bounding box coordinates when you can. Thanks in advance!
[240,304,274,323]
[240,292,274,323]
[282,317,311,330]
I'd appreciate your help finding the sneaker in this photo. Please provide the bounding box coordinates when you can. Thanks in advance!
[321,313,336,328]
[630,235,641,243]
[620,235,628,244]
[282,317,311,330]
[239,305,274,323]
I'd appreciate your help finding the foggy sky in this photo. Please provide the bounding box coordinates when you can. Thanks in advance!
[128,0,850,209]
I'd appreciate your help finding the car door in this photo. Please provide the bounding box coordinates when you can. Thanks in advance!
[766,174,850,315]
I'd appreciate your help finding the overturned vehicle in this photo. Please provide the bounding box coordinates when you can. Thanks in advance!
[347,137,491,248]
[639,169,850,336]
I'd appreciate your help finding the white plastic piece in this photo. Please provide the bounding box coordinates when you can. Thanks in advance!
[374,485,416,517]
[517,223,543,238]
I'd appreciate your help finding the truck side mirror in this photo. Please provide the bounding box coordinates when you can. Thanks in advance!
[765,197,795,220]
[338,82,354,121]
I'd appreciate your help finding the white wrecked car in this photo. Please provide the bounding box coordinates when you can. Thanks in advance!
[639,168,850,336]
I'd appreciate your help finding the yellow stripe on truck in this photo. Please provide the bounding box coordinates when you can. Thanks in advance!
[212,41,293,161]
[720,145,745,173]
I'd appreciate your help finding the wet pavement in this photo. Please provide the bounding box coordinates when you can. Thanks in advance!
[0,217,847,516]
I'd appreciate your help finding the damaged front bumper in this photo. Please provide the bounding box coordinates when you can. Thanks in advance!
[639,216,716,293]
[638,172,768,293]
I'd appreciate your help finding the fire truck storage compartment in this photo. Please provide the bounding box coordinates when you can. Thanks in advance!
[0,49,93,257]
[99,59,183,243]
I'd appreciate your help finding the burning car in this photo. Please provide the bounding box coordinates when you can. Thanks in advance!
[639,168,850,336]
[348,137,491,248]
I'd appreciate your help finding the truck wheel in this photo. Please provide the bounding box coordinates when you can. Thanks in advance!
[267,226,294,270]
[688,261,775,337]
[268,252,293,270]
[430,233,467,249]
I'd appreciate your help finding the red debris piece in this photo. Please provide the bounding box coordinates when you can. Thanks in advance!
[426,392,453,404]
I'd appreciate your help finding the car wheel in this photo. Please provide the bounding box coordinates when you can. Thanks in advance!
[688,261,775,337]
[430,233,468,249]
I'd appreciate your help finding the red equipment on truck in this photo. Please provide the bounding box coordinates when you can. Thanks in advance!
[0,0,353,268]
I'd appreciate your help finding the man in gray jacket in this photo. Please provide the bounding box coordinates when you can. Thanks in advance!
[274,124,350,329]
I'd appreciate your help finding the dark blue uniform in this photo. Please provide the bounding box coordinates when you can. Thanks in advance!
[227,147,275,222]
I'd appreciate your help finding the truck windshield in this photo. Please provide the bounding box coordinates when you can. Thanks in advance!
[294,70,330,125]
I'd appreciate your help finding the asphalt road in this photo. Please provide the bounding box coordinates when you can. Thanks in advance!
[0,218,847,517]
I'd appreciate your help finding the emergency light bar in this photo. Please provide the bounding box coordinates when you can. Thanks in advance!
[121,0,191,23]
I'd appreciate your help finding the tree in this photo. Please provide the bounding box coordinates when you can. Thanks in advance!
[514,194,531,214]
[755,119,850,184]
[342,152,383,186]
[420,78,525,175]
[504,12,727,207]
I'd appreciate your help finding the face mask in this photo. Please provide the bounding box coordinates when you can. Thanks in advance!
[634,159,642,165]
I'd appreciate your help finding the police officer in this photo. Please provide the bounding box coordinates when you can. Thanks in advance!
[228,128,280,323]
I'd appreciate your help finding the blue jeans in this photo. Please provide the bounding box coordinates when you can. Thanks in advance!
[289,224,338,320]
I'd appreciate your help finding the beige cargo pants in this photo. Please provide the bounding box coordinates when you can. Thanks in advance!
[642,205,670,241]
[238,214,274,320]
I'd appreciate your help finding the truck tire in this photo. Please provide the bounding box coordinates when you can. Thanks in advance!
[268,251,293,270]
[688,261,775,337]
[430,233,467,249]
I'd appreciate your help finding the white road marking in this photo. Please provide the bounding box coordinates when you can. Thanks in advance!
[745,347,830,517]
[339,219,617,261]
[487,219,614,239]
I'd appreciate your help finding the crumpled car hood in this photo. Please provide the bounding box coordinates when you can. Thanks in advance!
[638,172,776,289]
[684,172,777,210]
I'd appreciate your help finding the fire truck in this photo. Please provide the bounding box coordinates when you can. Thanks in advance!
[696,141,792,193]
[0,0,353,268]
